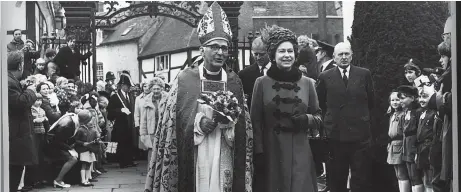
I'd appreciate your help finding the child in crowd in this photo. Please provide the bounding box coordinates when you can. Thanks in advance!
[397,85,424,192]
[416,86,437,192]
[32,93,48,134]
[74,110,98,187]
[33,58,47,76]
[81,92,105,177]
[27,93,49,188]
[45,81,61,113]
[387,90,410,192]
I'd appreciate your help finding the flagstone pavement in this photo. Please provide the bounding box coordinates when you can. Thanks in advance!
[31,160,148,192]
[31,160,329,192]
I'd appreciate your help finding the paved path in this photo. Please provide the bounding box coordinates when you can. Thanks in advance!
[30,160,329,192]
[31,160,148,192]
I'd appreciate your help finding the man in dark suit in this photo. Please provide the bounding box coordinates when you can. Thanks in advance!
[54,35,92,80]
[316,42,375,192]
[238,36,270,109]
[107,73,138,168]
[316,40,336,75]
[310,40,336,192]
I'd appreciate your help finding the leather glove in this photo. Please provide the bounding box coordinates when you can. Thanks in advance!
[200,116,218,135]
[214,112,230,124]
[291,114,309,132]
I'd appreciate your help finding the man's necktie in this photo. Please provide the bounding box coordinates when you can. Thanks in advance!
[125,93,130,105]
[342,68,348,87]
[260,67,265,76]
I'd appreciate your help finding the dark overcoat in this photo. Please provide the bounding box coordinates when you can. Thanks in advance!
[8,72,38,165]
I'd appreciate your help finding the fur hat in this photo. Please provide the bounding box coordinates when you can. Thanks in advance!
[197,2,232,45]
[260,24,298,61]
[78,109,92,125]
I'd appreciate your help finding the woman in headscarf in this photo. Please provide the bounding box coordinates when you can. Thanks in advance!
[250,25,322,192]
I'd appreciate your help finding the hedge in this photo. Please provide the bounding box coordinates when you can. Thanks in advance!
[349,2,448,192]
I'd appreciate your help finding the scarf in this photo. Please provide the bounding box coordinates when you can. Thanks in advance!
[267,61,302,82]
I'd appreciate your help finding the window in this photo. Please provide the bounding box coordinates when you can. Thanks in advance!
[38,7,47,44]
[155,54,169,72]
[96,62,104,80]
[121,23,136,36]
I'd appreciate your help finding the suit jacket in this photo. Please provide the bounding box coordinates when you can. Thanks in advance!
[316,65,375,142]
[319,60,336,74]
[54,46,92,79]
[238,64,262,109]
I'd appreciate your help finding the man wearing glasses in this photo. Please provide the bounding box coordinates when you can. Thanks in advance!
[144,2,253,192]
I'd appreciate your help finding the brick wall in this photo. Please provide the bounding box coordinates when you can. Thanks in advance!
[241,1,344,45]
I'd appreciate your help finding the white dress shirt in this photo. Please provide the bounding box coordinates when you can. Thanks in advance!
[258,62,271,76]
[121,90,130,101]
[339,65,351,79]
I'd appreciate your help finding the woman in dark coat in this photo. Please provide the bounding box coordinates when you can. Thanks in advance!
[250,25,322,192]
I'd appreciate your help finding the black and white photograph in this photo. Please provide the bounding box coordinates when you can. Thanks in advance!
[0,1,458,192]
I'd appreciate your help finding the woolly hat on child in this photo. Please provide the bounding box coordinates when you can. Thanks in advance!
[78,109,92,125]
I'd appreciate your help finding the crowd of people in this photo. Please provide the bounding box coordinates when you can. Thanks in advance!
[7,29,168,192]
[7,2,453,192]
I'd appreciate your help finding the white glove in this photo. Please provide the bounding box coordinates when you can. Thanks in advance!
[121,107,131,115]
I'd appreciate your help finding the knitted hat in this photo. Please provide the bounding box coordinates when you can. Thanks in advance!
[260,24,298,61]
[78,109,92,125]
[397,85,418,97]
[7,51,24,70]
[197,2,232,45]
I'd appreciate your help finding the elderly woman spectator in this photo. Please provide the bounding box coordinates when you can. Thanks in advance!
[251,25,322,192]
[134,77,165,162]
[37,82,62,125]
